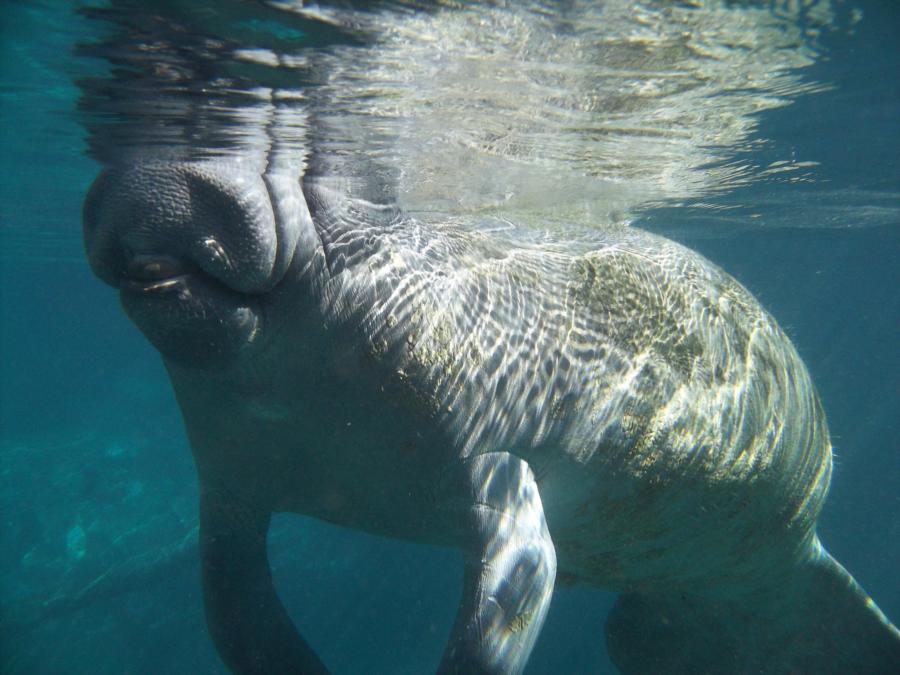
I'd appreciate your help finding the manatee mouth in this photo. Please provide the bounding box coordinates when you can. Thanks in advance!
[117,253,262,369]
[121,255,192,294]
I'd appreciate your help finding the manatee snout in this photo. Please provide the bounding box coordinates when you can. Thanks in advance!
[83,161,295,293]
[82,160,297,367]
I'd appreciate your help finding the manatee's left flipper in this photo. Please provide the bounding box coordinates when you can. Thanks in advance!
[438,452,557,675]
[200,490,329,675]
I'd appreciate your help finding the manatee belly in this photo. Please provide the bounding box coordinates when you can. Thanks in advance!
[168,349,465,547]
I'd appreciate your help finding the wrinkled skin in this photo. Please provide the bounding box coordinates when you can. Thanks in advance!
[84,160,900,674]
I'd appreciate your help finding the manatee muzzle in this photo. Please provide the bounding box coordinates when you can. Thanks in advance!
[83,161,297,367]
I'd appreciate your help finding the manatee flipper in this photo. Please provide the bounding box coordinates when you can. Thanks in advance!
[438,452,557,675]
[199,490,329,675]
[606,541,900,675]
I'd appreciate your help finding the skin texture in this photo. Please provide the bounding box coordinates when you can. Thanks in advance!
[83,161,900,674]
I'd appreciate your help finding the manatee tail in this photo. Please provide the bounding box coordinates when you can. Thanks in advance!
[605,544,900,674]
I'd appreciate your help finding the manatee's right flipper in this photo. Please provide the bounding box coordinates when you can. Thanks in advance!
[606,542,900,674]
[437,452,557,675]
[200,490,329,675]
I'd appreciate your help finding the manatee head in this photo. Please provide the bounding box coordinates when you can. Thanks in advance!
[83,159,303,368]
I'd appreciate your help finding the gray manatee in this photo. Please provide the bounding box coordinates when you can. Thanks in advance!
[77,0,900,671]
[83,158,900,673]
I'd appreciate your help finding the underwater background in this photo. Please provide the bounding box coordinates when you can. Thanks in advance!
[1,1,898,673]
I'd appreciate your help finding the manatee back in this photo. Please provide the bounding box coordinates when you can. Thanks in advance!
[304,194,832,589]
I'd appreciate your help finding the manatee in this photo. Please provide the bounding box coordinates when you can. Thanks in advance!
[82,156,900,673]
[76,0,900,671]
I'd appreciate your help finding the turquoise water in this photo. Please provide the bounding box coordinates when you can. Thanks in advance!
[1,2,898,673]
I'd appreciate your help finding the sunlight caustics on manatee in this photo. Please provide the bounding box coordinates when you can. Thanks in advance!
[78,1,900,673]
